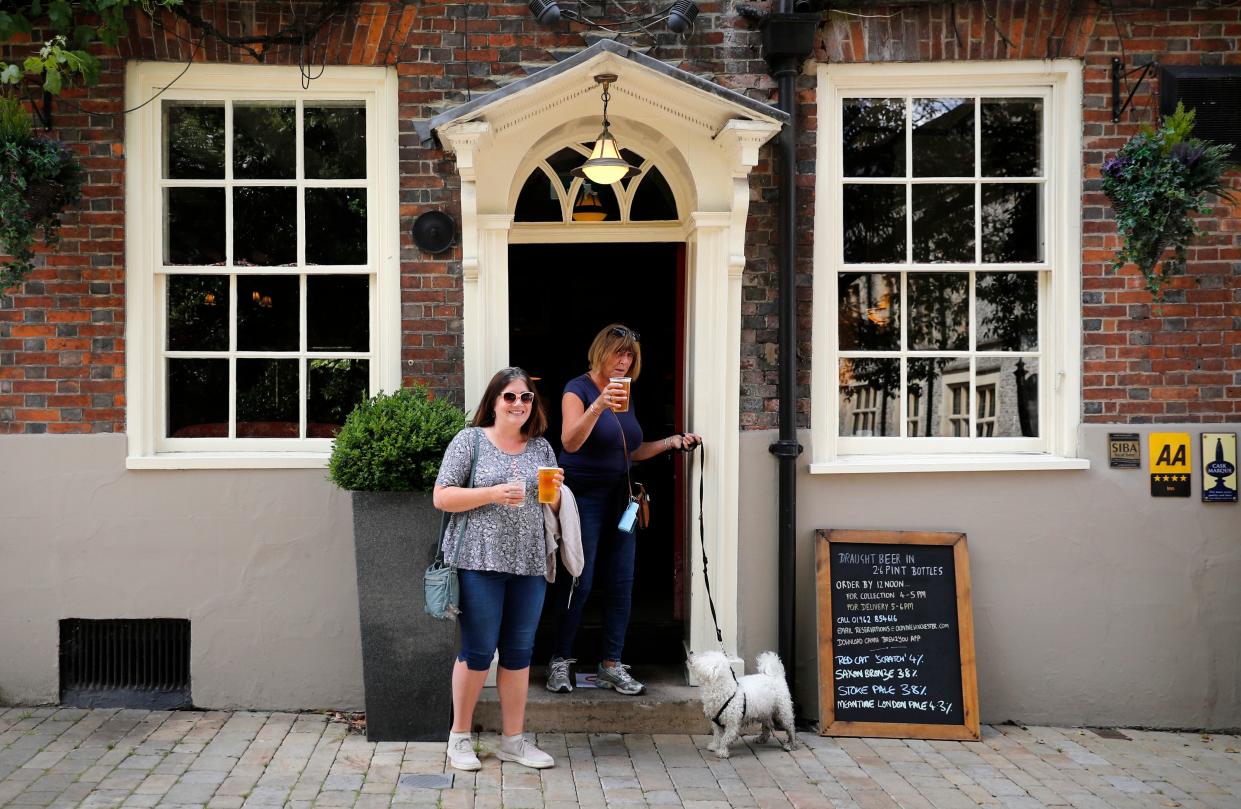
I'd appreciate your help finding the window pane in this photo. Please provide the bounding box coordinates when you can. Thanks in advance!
[908,273,968,351]
[238,275,299,352]
[982,184,1042,263]
[842,98,905,177]
[843,184,906,263]
[308,276,369,352]
[163,102,224,179]
[165,188,225,266]
[236,359,299,438]
[978,358,1039,437]
[618,149,642,189]
[838,272,900,350]
[982,99,1042,177]
[167,275,228,351]
[305,103,366,179]
[630,166,678,221]
[838,358,899,437]
[571,182,620,222]
[911,361,971,437]
[977,272,1038,351]
[547,147,586,190]
[167,358,228,438]
[234,103,296,180]
[306,188,367,265]
[913,98,974,177]
[913,185,974,262]
[234,187,297,266]
[308,358,369,437]
[514,169,562,223]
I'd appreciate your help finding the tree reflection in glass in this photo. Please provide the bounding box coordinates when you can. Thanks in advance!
[234,103,296,179]
[839,358,898,437]
[913,98,973,177]
[982,99,1042,177]
[983,184,1042,263]
[236,359,299,438]
[838,272,900,350]
[167,275,228,351]
[908,273,968,350]
[913,184,974,262]
[305,103,366,180]
[843,98,905,177]
[166,358,228,437]
[308,359,370,437]
[306,188,366,265]
[843,184,906,263]
[234,187,296,266]
[162,102,224,179]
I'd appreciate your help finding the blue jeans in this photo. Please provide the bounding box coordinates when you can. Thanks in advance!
[550,478,636,662]
[457,570,547,671]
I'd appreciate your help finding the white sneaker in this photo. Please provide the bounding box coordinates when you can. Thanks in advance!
[496,734,554,769]
[446,732,481,771]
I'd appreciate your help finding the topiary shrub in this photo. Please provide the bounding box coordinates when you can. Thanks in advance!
[328,384,467,492]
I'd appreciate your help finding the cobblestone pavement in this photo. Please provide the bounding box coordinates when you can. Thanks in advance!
[1,708,1238,809]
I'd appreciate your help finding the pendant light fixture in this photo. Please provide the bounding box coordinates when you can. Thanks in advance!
[573,74,640,187]
[572,184,609,222]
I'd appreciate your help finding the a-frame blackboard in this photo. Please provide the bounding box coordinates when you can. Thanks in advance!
[816,529,979,741]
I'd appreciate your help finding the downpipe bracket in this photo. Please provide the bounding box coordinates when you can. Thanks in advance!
[768,439,803,459]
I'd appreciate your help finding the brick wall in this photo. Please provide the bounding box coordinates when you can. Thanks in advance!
[1,0,1238,434]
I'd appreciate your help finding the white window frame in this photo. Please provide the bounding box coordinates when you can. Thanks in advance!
[811,60,1088,474]
[125,63,400,469]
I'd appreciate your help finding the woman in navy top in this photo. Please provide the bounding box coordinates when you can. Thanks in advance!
[545,324,701,696]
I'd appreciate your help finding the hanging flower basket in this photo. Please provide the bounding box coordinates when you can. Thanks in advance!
[1101,102,1235,304]
[0,99,83,292]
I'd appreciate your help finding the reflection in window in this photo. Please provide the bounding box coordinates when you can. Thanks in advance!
[236,359,299,438]
[167,276,228,351]
[234,187,297,266]
[308,359,370,438]
[163,102,224,179]
[166,359,228,438]
[983,184,1042,263]
[843,98,905,177]
[908,273,968,351]
[976,383,997,436]
[234,103,295,179]
[945,379,969,437]
[913,184,974,262]
[977,272,1038,351]
[838,272,900,350]
[512,146,679,224]
[913,98,973,177]
[514,169,562,222]
[978,359,1039,437]
[982,99,1042,177]
[838,358,898,437]
[305,103,366,179]
[843,184,905,263]
[237,275,298,351]
[164,188,225,266]
[306,188,367,265]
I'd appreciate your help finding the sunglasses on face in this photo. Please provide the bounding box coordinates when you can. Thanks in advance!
[611,326,641,342]
[501,391,535,403]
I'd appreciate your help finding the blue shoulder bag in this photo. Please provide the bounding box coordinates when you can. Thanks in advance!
[425,428,481,621]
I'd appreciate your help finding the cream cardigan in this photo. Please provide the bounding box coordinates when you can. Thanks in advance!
[542,485,584,584]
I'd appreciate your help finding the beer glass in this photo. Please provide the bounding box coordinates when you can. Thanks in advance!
[538,467,559,504]
[507,476,525,507]
[610,377,631,413]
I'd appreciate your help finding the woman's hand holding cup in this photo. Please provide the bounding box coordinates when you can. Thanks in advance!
[494,480,525,507]
[602,379,629,412]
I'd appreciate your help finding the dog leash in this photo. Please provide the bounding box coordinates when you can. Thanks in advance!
[685,439,747,728]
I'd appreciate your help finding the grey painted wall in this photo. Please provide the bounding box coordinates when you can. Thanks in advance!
[0,435,364,710]
[738,424,1241,730]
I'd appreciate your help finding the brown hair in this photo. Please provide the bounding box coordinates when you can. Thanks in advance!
[470,367,548,438]
[587,323,642,381]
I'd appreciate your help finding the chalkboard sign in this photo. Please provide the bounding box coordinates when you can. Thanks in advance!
[816,529,979,741]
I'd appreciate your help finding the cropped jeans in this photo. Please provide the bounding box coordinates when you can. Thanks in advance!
[549,477,636,662]
[456,570,547,671]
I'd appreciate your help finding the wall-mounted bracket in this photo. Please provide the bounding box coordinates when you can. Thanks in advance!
[1112,56,1156,123]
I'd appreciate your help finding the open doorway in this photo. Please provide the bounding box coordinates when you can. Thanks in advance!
[509,242,685,664]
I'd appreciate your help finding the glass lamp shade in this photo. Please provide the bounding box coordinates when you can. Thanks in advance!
[573,126,639,186]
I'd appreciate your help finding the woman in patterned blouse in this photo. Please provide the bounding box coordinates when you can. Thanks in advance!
[433,367,564,771]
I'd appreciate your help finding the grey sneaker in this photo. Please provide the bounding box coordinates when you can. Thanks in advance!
[546,657,575,693]
[596,662,645,695]
[496,734,554,769]
[446,733,481,771]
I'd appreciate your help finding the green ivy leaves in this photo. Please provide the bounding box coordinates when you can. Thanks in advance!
[1101,103,1235,303]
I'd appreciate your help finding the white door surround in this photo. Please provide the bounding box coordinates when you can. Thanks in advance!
[430,41,783,665]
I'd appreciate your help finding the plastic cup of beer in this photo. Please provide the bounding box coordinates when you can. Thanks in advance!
[538,467,559,504]
[508,476,525,507]
[610,377,631,412]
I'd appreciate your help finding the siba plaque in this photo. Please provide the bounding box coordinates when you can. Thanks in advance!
[1201,433,1237,503]
[1108,433,1140,468]
[1150,432,1191,497]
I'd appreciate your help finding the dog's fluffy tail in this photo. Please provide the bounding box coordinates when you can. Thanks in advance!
[755,651,786,680]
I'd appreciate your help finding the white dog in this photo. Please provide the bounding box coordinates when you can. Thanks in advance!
[688,650,797,758]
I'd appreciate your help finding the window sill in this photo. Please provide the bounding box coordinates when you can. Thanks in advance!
[127,453,330,470]
[809,454,1091,475]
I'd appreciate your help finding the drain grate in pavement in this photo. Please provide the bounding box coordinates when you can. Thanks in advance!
[1091,728,1130,740]
[398,774,454,790]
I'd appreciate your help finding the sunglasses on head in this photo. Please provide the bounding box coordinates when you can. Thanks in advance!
[501,391,535,403]
[610,326,641,342]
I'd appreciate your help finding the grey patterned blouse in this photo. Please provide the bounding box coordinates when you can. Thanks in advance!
[435,427,556,576]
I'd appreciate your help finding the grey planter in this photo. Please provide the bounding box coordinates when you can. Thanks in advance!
[350,491,456,742]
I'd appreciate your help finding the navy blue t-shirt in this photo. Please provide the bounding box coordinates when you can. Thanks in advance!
[558,374,644,486]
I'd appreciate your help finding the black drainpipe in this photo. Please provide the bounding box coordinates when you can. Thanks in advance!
[761,3,818,714]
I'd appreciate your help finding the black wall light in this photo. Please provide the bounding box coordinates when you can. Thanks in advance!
[528,1,701,36]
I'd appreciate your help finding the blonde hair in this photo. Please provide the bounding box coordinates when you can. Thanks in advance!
[587,324,642,382]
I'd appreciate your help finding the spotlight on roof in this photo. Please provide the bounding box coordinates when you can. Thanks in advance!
[667,1,699,33]
[528,0,561,25]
